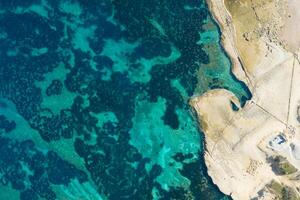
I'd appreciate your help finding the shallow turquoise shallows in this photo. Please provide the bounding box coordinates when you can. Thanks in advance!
[0,0,250,199]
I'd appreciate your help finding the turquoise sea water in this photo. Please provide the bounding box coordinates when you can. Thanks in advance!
[0,0,250,199]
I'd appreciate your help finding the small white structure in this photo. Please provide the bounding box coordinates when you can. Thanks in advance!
[269,133,286,150]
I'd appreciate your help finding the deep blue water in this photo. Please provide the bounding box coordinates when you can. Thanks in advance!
[0,0,250,199]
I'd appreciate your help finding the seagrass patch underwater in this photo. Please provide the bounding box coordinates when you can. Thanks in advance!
[0,0,250,199]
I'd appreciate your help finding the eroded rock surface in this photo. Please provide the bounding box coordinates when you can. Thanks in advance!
[191,0,300,199]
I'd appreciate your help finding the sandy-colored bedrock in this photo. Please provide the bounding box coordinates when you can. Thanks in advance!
[280,0,300,52]
[191,0,300,199]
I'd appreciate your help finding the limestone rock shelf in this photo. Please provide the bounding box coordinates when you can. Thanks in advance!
[191,0,300,199]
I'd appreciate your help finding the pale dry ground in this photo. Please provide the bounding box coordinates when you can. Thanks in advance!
[191,0,300,199]
[280,0,300,52]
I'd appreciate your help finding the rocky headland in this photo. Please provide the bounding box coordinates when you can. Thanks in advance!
[191,0,300,199]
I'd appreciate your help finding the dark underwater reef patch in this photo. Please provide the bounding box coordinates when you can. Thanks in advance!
[0,0,248,199]
[0,136,87,200]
